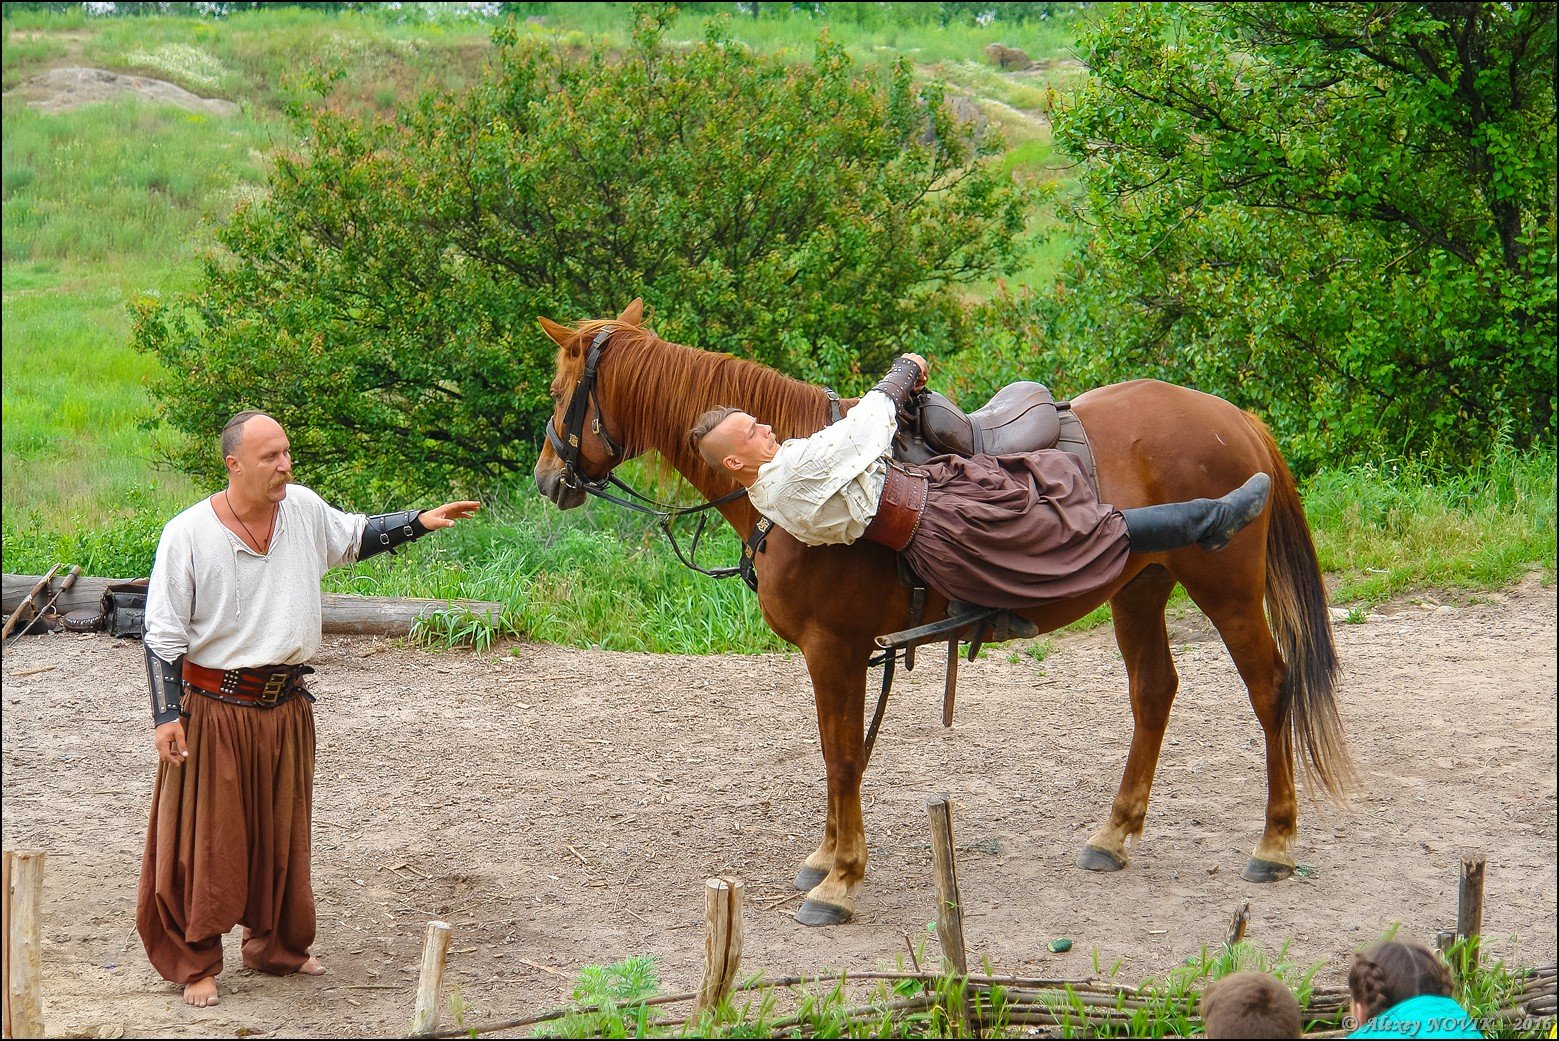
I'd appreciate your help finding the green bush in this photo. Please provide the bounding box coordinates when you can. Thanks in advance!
[131,3,1030,502]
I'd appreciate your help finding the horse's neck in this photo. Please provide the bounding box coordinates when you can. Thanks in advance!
[610,335,825,530]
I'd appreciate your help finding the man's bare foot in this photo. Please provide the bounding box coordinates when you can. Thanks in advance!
[183,976,219,1007]
[299,956,326,976]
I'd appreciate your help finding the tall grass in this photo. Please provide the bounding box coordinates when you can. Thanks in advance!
[2,446,1552,653]
[2,5,498,114]
[504,1,1088,71]
[330,483,788,656]
[2,5,1553,657]
[1305,445,1557,604]
[2,267,200,531]
[0,93,275,529]
[2,103,280,265]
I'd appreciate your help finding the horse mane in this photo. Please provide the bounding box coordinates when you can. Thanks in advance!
[570,319,833,472]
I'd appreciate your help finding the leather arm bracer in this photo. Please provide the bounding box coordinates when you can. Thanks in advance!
[145,646,187,727]
[872,356,925,408]
[359,509,429,561]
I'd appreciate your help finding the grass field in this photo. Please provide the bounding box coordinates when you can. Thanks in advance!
[2,3,1553,656]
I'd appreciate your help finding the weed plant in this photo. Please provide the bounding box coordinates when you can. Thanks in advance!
[481,937,1553,1037]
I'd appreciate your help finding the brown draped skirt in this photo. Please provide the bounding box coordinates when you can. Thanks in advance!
[136,691,316,984]
[901,450,1130,610]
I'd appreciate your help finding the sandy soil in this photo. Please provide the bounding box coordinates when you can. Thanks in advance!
[2,574,1554,1038]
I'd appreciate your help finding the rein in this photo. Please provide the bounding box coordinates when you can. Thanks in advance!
[545,327,750,580]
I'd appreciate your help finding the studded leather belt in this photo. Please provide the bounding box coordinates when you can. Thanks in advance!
[862,462,929,552]
[182,661,314,708]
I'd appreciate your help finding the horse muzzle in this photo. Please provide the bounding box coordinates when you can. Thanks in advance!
[533,458,588,510]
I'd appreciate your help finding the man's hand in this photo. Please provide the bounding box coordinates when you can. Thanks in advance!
[155,719,188,766]
[902,353,929,391]
[419,501,481,529]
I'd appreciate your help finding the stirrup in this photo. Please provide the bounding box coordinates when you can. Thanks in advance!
[875,602,1039,657]
[950,601,1040,656]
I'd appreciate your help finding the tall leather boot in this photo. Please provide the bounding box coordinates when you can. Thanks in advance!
[1122,472,1272,554]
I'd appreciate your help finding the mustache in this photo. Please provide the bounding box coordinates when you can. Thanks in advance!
[270,474,294,489]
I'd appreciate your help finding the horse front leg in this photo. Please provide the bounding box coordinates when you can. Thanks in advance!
[1080,567,1179,872]
[793,633,871,926]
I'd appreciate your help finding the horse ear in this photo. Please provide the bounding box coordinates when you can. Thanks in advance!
[538,316,575,350]
[617,298,644,326]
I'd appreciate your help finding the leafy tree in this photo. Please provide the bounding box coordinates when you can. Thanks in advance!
[133,4,1028,499]
[1014,2,1555,470]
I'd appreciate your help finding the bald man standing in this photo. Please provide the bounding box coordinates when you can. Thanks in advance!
[137,410,479,1008]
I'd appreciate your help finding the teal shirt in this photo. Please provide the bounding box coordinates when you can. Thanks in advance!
[1350,994,1484,1038]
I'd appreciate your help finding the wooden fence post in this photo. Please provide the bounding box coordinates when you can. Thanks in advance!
[1225,901,1250,948]
[409,919,452,1036]
[696,878,744,1014]
[2,851,9,1041]
[4,850,46,1039]
[1457,857,1486,965]
[926,795,968,976]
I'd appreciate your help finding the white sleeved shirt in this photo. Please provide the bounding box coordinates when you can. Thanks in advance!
[143,484,367,669]
[746,390,899,546]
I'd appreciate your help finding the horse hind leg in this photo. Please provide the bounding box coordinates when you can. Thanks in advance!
[1179,569,1297,882]
[1079,566,1179,873]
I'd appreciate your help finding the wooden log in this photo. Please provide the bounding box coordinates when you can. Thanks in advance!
[926,795,969,977]
[1457,856,1486,963]
[1,566,62,643]
[4,850,46,1039]
[696,877,744,1012]
[410,919,452,1036]
[2,575,504,638]
[15,566,81,639]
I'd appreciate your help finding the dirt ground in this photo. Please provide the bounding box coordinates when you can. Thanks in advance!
[2,574,1554,1039]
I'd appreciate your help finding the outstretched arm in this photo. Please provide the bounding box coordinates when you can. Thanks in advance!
[358,500,481,560]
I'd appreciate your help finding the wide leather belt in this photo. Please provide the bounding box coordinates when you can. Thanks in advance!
[182,661,313,708]
[862,462,929,552]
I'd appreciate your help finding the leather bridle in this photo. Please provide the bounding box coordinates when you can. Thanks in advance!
[543,326,749,580]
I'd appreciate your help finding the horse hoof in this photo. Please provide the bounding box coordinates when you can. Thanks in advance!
[793,866,827,892]
[794,899,853,927]
[1242,857,1294,883]
[1076,845,1126,873]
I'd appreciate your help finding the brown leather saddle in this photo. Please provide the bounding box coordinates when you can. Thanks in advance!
[888,381,1099,499]
[894,382,1060,462]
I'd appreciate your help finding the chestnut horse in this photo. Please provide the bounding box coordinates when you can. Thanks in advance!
[534,300,1351,926]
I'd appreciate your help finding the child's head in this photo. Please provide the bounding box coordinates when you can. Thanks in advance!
[1348,941,1453,1023]
[1201,971,1303,1038]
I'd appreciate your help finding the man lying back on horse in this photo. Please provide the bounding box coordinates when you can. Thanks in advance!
[688,354,1271,622]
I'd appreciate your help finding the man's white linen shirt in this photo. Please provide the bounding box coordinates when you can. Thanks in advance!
[746,390,899,547]
[143,485,366,669]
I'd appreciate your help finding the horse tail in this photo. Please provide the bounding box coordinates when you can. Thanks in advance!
[1248,413,1355,802]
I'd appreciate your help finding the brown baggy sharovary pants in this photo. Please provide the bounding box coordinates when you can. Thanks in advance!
[136,692,316,984]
